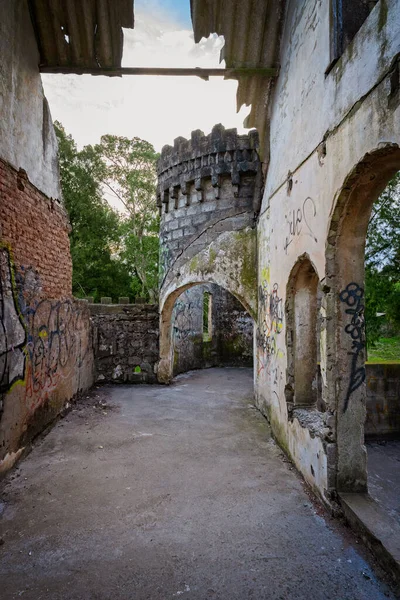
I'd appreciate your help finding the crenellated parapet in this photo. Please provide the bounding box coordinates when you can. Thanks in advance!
[158,125,263,286]
[157,124,262,213]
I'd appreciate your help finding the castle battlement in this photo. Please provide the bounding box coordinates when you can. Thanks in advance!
[157,124,261,213]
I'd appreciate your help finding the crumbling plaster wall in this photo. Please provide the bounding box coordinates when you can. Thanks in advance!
[0,0,60,199]
[0,1,94,475]
[255,0,400,501]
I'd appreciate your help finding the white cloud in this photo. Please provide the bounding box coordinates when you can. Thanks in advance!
[41,4,250,152]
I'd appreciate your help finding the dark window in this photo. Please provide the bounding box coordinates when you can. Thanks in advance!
[327,0,378,72]
[203,292,212,341]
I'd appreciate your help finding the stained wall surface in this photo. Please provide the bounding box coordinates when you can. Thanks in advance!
[0,0,60,199]
[0,1,94,474]
[172,284,253,376]
[157,127,260,384]
[255,0,400,500]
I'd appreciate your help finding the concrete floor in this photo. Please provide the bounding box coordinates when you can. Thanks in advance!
[0,368,396,600]
[368,441,400,521]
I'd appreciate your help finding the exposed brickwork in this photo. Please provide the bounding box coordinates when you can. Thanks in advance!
[0,158,72,299]
[0,159,93,474]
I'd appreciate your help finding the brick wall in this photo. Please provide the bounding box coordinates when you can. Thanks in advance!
[0,158,72,298]
[0,159,94,474]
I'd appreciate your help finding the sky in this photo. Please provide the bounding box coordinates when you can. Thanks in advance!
[42,0,250,153]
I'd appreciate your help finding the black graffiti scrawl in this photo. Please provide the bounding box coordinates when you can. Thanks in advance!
[0,248,26,395]
[339,283,366,413]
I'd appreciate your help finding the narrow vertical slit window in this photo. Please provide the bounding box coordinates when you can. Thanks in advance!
[203,292,212,341]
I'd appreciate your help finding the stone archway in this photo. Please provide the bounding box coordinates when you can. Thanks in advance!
[159,273,256,384]
[157,125,261,383]
[285,254,320,410]
[325,145,400,493]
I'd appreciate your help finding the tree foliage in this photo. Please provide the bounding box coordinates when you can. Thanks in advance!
[365,171,400,346]
[55,124,159,303]
[88,135,160,301]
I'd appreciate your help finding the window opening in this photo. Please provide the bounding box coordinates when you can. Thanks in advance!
[327,0,378,72]
[286,259,320,408]
[203,292,212,341]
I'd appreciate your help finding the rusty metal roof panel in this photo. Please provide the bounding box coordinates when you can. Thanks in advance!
[190,0,285,161]
[28,0,134,71]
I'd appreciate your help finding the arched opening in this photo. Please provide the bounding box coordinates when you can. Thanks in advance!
[286,256,320,409]
[326,146,400,494]
[159,282,254,383]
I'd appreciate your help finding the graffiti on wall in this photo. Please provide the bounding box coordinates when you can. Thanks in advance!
[256,278,284,376]
[0,247,91,416]
[23,299,91,407]
[172,296,199,343]
[284,197,318,254]
[159,231,173,286]
[0,248,26,396]
[339,283,366,413]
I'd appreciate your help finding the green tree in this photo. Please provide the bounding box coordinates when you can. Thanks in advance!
[88,135,160,302]
[365,171,400,346]
[55,123,134,302]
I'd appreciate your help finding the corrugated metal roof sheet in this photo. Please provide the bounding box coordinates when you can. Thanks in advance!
[190,0,285,162]
[28,0,134,71]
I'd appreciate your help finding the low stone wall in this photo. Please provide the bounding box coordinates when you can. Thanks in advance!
[90,304,159,384]
[365,364,400,440]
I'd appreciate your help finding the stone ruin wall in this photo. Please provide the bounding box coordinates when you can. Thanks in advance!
[157,125,261,383]
[90,303,159,384]
[172,284,253,377]
[158,125,261,296]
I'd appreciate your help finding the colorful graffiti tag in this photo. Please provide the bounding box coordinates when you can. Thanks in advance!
[339,282,366,413]
[0,248,26,397]
[256,277,284,376]
[0,247,91,416]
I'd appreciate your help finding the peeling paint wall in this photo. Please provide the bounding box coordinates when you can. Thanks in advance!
[255,0,400,501]
[0,0,60,199]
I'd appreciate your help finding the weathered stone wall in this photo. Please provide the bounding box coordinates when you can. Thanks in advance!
[365,364,400,440]
[172,284,253,376]
[254,0,400,501]
[158,126,261,286]
[90,304,159,384]
[0,2,94,475]
[158,126,261,383]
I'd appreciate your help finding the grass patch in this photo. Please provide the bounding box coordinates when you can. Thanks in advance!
[367,336,400,363]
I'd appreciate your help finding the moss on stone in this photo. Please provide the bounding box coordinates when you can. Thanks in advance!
[378,0,388,33]
[189,256,199,273]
